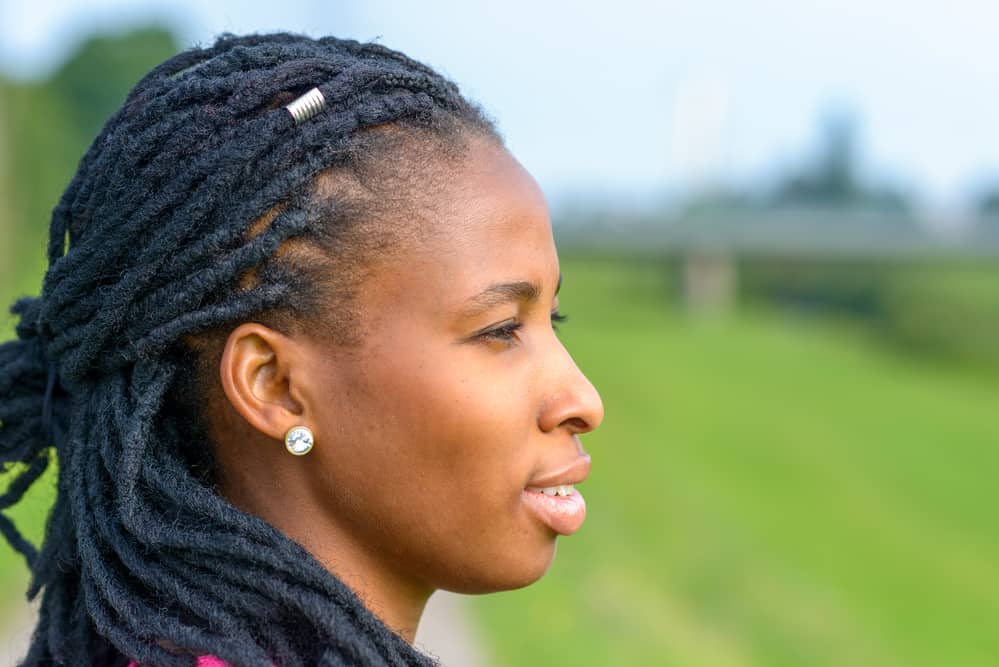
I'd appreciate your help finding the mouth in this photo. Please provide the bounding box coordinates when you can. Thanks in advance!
[525,454,591,488]
[521,455,591,536]
[525,484,577,497]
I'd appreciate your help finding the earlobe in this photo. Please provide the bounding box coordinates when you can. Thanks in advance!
[219,323,307,442]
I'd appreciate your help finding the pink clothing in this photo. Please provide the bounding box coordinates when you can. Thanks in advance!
[128,658,230,667]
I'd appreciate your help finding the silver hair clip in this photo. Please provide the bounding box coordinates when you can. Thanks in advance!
[285,87,327,125]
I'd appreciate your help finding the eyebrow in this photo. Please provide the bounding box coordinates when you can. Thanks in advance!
[461,273,562,317]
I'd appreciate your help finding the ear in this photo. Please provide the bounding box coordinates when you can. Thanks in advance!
[219,323,308,441]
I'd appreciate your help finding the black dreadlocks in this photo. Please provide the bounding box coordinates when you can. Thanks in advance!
[0,31,498,667]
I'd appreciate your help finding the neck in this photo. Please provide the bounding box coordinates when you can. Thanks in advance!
[325,546,433,642]
[219,461,433,642]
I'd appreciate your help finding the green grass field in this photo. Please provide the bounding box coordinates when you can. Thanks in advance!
[3,255,999,665]
[470,255,999,666]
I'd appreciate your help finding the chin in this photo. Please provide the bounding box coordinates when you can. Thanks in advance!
[440,536,559,595]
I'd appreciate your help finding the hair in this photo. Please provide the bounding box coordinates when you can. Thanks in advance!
[0,32,499,667]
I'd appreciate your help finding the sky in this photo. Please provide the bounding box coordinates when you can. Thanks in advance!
[2,0,998,216]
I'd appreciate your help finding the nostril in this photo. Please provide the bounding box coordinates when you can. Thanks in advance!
[538,365,604,434]
[561,416,591,434]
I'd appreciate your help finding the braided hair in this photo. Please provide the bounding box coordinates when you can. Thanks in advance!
[0,32,498,667]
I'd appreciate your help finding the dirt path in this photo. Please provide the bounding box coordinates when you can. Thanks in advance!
[1,591,488,667]
[415,591,490,667]
[0,599,35,667]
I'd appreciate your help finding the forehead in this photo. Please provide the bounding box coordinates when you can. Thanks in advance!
[362,138,558,315]
[439,139,552,252]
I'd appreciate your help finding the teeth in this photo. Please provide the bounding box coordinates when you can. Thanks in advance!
[536,484,574,497]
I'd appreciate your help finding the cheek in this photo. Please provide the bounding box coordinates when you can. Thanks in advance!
[315,341,556,589]
[343,347,526,493]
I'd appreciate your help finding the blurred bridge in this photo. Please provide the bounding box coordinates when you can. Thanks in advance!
[555,207,999,258]
[554,207,999,313]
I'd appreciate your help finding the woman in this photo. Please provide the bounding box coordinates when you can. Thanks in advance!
[0,32,603,666]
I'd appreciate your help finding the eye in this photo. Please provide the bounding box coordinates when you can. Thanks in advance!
[477,318,523,345]
[475,310,568,346]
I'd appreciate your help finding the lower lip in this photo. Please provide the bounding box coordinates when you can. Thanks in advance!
[521,488,587,536]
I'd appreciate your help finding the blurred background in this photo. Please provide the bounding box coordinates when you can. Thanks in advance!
[2,1,999,665]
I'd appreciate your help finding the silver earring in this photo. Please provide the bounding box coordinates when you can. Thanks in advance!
[284,426,314,456]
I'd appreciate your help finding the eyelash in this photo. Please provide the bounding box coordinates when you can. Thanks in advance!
[479,310,568,343]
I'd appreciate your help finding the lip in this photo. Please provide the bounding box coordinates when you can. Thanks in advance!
[525,454,591,489]
[521,454,592,536]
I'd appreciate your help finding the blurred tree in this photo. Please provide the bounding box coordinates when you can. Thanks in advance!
[782,111,856,202]
[772,109,911,214]
[49,27,179,140]
[971,185,999,238]
[978,187,999,217]
[0,27,179,330]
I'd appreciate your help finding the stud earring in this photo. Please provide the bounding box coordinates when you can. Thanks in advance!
[284,426,314,456]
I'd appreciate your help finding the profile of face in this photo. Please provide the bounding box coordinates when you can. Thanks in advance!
[215,135,603,634]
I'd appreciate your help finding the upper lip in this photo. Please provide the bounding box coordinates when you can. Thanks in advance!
[525,454,592,488]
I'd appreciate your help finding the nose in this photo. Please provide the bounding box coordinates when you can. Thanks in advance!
[538,347,604,435]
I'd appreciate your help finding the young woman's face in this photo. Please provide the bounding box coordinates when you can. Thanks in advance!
[300,136,603,595]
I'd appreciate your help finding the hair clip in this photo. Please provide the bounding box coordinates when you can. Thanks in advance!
[285,87,327,125]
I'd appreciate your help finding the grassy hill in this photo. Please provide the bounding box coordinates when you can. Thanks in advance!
[471,255,999,666]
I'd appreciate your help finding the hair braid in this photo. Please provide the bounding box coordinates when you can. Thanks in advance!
[1,31,499,666]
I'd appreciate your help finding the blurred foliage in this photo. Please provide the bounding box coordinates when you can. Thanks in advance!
[771,111,911,214]
[667,110,914,218]
[0,24,180,606]
[972,202,999,240]
[49,28,178,141]
[737,258,999,371]
[977,186,999,219]
[0,27,179,333]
